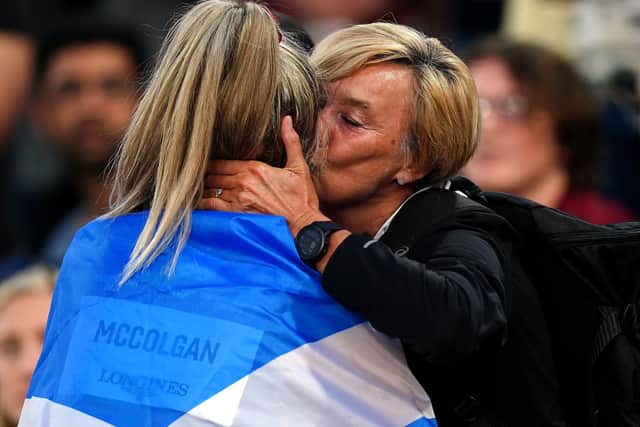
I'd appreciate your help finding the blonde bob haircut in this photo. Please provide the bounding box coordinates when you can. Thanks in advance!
[311,22,480,186]
[108,0,321,283]
[0,265,56,313]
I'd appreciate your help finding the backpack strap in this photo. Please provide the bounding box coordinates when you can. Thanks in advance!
[594,307,623,366]
[595,302,640,365]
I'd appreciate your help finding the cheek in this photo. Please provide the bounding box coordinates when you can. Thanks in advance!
[51,105,77,131]
[0,358,19,401]
[109,98,137,126]
[465,130,540,188]
[315,149,401,207]
[480,124,539,165]
[324,125,378,167]
[93,101,134,134]
[0,359,12,381]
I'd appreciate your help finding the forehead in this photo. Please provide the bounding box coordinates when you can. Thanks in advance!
[470,57,518,96]
[328,63,414,109]
[44,42,137,81]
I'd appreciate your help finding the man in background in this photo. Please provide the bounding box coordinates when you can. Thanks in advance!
[31,24,144,265]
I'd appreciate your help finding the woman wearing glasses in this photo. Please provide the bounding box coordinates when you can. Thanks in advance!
[462,38,635,224]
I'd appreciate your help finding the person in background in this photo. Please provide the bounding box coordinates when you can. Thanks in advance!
[0,265,56,427]
[31,24,144,265]
[600,67,640,217]
[0,4,35,279]
[461,37,635,224]
[0,4,33,148]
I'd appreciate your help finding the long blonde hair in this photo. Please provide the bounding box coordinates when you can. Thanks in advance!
[311,23,480,185]
[107,0,320,284]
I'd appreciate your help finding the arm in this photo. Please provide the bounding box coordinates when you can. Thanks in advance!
[322,215,510,366]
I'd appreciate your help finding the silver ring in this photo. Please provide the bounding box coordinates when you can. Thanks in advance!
[213,188,224,198]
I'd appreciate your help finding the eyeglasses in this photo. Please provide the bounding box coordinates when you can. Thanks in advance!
[478,95,529,120]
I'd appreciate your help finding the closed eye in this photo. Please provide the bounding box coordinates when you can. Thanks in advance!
[340,114,362,127]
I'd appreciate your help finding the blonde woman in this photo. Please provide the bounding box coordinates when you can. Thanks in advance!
[19,2,435,426]
[202,22,564,427]
[0,265,56,427]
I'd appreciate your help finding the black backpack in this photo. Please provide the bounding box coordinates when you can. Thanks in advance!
[446,177,640,426]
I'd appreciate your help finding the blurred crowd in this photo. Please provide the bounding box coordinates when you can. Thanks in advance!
[0,0,638,425]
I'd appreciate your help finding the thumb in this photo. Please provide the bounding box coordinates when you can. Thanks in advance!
[281,116,306,170]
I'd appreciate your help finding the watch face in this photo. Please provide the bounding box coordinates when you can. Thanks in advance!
[295,225,325,261]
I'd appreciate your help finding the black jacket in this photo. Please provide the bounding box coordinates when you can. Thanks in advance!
[322,187,564,426]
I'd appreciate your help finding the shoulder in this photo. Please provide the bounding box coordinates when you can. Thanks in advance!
[404,187,511,234]
[59,213,147,272]
[387,187,513,262]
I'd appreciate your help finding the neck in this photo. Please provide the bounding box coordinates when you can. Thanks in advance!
[518,166,569,208]
[322,187,413,236]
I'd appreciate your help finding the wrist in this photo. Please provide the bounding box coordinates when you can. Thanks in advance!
[294,220,345,268]
[290,211,330,237]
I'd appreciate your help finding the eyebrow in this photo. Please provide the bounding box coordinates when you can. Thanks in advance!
[338,96,370,109]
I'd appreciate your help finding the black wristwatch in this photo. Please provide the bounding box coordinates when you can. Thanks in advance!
[295,221,344,267]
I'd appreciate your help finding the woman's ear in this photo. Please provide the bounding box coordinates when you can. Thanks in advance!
[394,162,426,186]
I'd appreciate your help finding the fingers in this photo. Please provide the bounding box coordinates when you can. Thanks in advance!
[204,173,238,190]
[196,196,234,212]
[206,159,257,175]
[280,116,306,169]
[202,187,225,199]
[199,190,260,214]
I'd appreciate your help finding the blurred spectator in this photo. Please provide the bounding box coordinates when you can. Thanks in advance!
[30,24,143,265]
[20,0,193,57]
[0,264,56,427]
[0,5,36,279]
[266,0,485,44]
[268,0,394,41]
[2,1,172,256]
[0,4,33,146]
[461,38,636,224]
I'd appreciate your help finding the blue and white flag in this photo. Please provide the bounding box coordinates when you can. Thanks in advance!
[20,211,436,426]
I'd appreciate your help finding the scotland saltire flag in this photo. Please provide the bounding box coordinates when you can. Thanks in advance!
[20,211,437,426]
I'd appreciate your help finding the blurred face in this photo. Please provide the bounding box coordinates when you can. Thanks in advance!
[282,0,391,21]
[462,56,563,194]
[0,291,51,425]
[312,63,420,210]
[36,42,138,171]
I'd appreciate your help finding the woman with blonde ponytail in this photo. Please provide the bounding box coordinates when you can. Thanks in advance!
[19,2,436,426]
[108,1,320,283]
